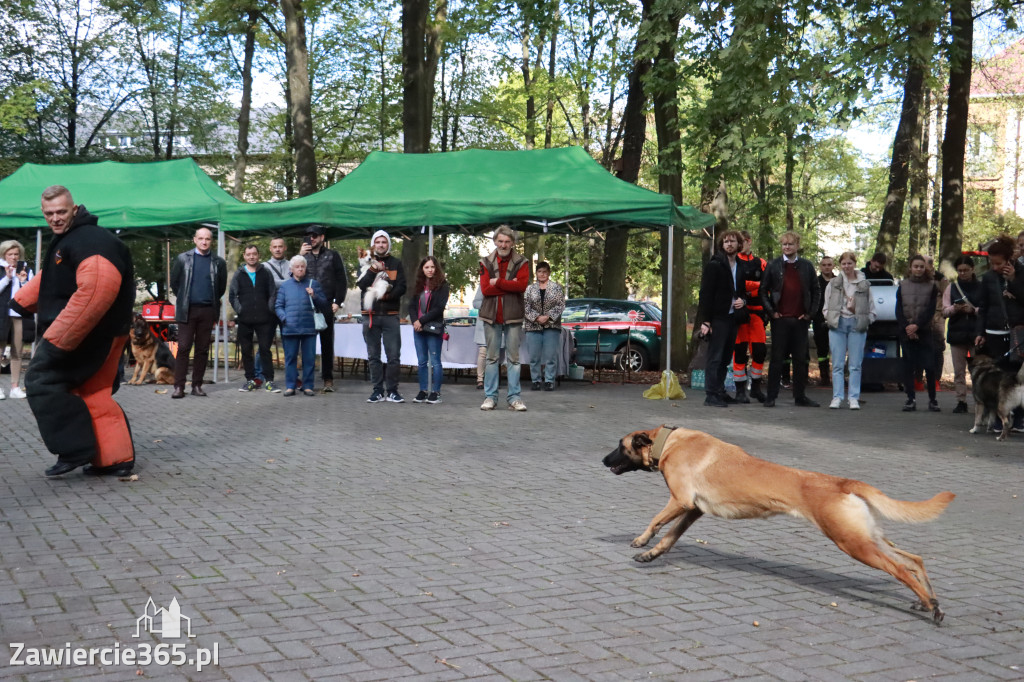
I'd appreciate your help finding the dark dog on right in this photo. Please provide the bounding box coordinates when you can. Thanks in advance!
[968,354,1024,441]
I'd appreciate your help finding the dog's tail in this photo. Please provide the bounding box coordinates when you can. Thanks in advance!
[849,482,955,523]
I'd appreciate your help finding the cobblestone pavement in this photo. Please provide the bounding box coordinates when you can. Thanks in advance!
[1,373,1022,681]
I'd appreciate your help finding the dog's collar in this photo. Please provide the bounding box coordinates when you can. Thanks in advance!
[647,426,677,471]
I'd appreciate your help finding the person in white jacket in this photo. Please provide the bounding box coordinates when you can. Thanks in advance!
[0,239,33,400]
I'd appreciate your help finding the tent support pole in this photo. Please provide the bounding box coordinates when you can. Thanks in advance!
[564,235,569,294]
[663,226,673,399]
[428,226,434,256]
[214,229,228,384]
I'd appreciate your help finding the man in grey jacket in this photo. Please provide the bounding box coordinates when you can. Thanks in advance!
[170,227,227,398]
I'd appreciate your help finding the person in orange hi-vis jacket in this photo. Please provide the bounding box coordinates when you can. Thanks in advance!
[731,231,768,403]
[12,185,136,478]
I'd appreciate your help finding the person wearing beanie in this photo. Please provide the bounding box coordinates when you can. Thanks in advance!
[356,230,407,403]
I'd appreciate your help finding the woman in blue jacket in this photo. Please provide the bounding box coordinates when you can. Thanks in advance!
[275,255,327,396]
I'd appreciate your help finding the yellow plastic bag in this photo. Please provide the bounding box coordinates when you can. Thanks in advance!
[643,370,685,400]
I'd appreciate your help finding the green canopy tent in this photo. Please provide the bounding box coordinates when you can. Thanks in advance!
[0,158,243,383]
[0,158,241,236]
[218,146,712,236]
[220,147,716,391]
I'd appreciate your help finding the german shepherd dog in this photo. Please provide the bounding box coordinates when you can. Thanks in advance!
[603,426,955,623]
[128,313,174,385]
[968,354,1024,441]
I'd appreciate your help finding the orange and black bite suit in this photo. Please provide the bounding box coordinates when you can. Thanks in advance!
[13,206,136,470]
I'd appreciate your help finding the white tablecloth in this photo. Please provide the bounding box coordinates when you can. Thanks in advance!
[331,324,478,368]
[329,324,571,373]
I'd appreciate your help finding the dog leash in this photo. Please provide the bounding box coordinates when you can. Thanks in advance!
[646,426,678,471]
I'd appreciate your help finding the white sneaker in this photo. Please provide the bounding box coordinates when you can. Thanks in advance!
[829,397,842,409]
[849,399,860,410]
[9,386,26,399]
[0,387,6,400]
[509,399,527,412]
[480,397,496,411]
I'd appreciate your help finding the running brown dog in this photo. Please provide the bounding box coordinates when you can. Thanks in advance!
[603,425,955,623]
[128,313,173,385]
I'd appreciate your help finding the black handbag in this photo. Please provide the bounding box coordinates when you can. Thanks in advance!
[421,320,444,335]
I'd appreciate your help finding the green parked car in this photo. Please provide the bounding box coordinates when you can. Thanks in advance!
[562,298,662,372]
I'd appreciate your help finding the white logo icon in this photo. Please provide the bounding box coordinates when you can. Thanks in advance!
[134,597,194,639]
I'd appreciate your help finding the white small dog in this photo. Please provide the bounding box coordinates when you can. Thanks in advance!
[355,248,371,279]
[363,271,391,311]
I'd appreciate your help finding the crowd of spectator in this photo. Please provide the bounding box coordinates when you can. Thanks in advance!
[698,230,1024,422]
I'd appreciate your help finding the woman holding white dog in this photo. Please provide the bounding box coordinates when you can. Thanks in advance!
[823,252,875,410]
[408,256,450,404]
[275,255,326,397]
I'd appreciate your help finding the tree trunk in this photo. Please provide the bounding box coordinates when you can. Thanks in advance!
[520,23,537,149]
[402,0,446,153]
[784,129,795,232]
[908,86,929,257]
[164,0,185,159]
[939,0,972,273]
[233,13,257,201]
[650,6,685,371]
[601,0,652,301]
[281,0,317,196]
[874,23,931,261]
[930,95,944,251]
[544,5,558,149]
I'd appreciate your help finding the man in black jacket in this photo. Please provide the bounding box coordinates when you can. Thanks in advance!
[697,230,746,407]
[300,225,348,392]
[759,231,820,408]
[170,227,227,398]
[357,230,407,403]
[230,244,280,393]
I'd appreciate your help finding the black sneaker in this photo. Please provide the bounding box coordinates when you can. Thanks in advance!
[367,390,385,403]
[952,401,968,414]
[531,382,542,391]
[426,392,441,404]
[928,400,941,412]
[902,399,916,412]
[386,391,405,403]
[413,391,428,403]
[544,382,554,391]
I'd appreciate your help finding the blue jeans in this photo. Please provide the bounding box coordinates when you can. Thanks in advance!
[282,334,316,390]
[484,321,522,402]
[829,318,867,401]
[526,328,560,383]
[414,330,443,392]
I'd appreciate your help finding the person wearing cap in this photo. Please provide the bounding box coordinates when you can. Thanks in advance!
[356,230,407,402]
[300,225,348,392]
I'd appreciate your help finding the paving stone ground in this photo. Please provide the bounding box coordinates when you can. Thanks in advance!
[1,372,1022,681]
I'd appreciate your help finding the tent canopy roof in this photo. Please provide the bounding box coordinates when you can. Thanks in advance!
[220,147,714,237]
[0,158,240,236]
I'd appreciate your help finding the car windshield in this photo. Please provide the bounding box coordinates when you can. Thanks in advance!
[587,302,638,322]
[640,302,661,322]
